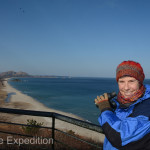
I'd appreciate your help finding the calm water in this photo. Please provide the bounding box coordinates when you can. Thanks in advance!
[8,77,150,124]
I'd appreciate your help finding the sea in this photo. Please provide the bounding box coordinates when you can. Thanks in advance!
[8,77,150,125]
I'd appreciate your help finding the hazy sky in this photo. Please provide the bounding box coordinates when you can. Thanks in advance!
[0,0,150,78]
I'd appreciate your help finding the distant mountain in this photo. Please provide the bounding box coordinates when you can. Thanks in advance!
[0,71,31,78]
[0,71,71,79]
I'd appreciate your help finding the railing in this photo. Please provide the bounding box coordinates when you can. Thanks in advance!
[0,107,103,150]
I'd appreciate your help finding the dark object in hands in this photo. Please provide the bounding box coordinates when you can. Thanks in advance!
[107,92,117,100]
[108,92,117,109]
[95,92,117,109]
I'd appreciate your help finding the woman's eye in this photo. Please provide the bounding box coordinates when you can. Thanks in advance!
[129,80,135,83]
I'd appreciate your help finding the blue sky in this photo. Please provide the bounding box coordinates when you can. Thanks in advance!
[0,0,150,78]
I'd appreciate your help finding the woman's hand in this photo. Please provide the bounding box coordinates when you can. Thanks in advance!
[95,93,111,112]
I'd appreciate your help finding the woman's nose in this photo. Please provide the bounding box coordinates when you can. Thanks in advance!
[124,82,130,90]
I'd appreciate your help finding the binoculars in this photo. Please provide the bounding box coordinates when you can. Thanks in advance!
[95,92,117,109]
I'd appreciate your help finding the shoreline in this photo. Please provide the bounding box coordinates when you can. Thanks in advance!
[0,78,105,142]
[4,78,83,119]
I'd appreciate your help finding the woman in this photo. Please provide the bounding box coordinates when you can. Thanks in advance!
[95,60,150,150]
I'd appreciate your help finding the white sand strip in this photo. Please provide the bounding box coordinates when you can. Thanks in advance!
[2,79,105,143]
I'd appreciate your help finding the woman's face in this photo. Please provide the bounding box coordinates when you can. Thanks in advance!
[118,76,140,98]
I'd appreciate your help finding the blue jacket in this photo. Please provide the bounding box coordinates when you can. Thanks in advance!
[98,84,150,150]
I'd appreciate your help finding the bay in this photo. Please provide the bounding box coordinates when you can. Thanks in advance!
[8,77,127,124]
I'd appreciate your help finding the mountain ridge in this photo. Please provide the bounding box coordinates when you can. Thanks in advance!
[0,71,31,78]
[0,71,70,78]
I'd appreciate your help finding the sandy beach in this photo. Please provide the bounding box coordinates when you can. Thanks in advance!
[0,79,105,143]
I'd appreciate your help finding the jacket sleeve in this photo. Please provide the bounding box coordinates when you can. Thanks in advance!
[98,110,150,148]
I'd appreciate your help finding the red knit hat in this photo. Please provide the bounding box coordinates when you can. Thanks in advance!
[116,60,145,83]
